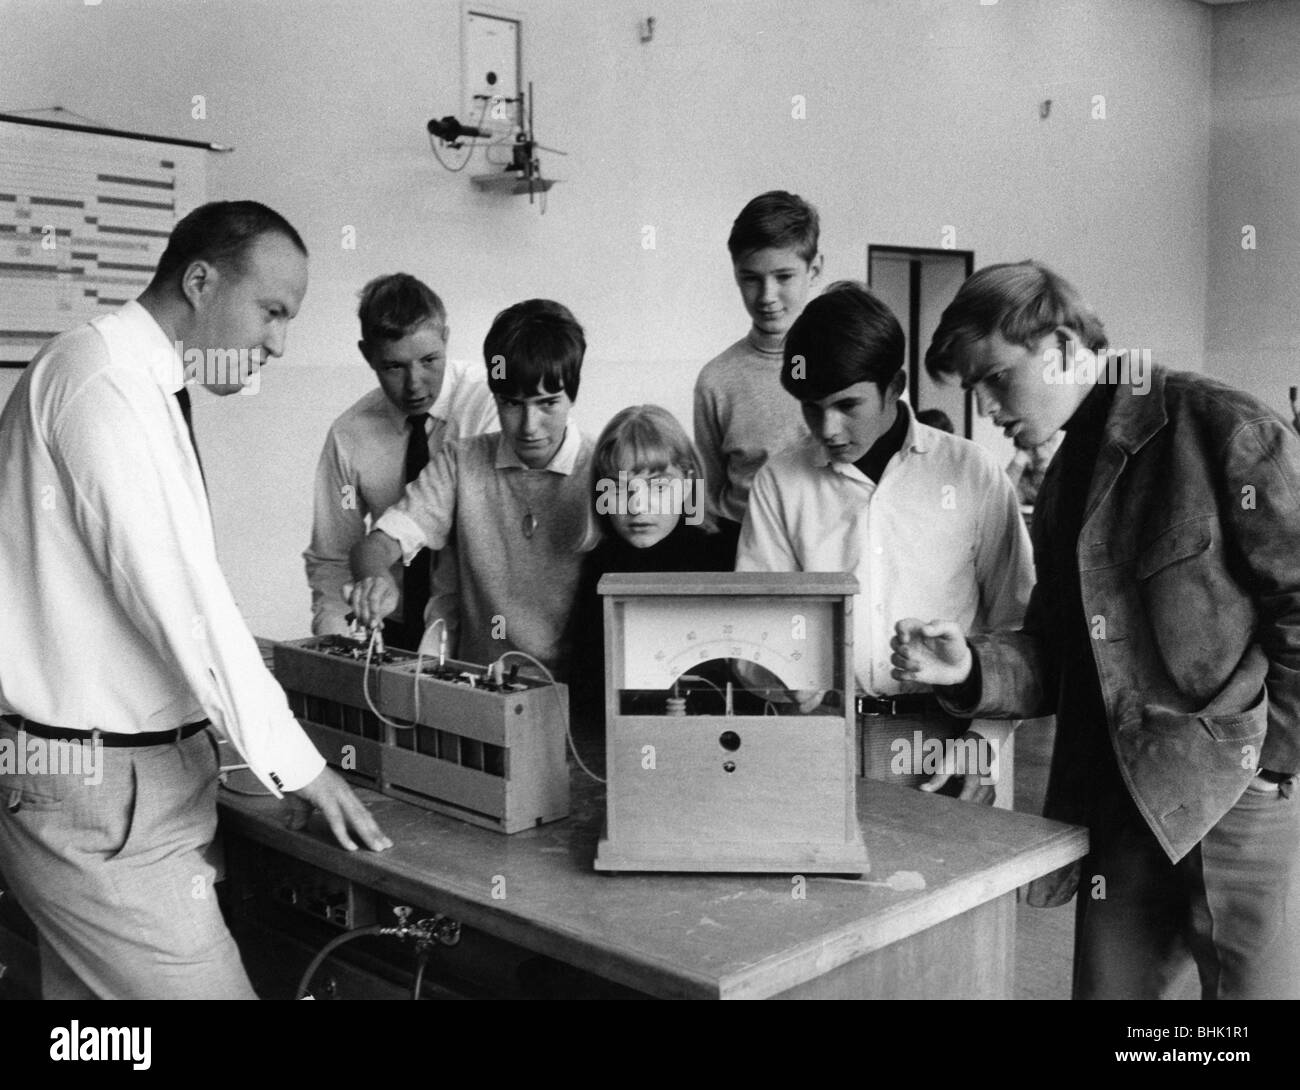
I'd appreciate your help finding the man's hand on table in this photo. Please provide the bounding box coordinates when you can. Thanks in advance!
[284,766,393,852]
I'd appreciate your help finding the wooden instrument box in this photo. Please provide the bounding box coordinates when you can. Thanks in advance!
[594,573,868,875]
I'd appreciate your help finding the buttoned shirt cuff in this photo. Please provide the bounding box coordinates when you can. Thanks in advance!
[247,706,328,795]
[373,509,428,565]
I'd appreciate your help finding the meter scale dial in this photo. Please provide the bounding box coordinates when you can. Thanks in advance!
[620,597,835,692]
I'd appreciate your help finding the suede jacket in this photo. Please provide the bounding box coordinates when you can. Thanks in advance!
[946,367,1300,900]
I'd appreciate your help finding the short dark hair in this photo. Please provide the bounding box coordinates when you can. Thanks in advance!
[483,299,585,400]
[357,273,446,346]
[151,200,307,288]
[781,280,905,400]
[727,190,820,263]
[925,260,1108,381]
[915,408,955,434]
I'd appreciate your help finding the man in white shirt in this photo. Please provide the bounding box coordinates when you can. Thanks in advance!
[0,200,390,1000]
[736,281,1034,804]
[304,273,497,648]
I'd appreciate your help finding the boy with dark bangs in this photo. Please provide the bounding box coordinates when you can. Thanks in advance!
[347,299,593,678]
[738,281,1033,804]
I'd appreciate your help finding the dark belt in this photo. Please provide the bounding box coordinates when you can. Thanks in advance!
[855,693,937,718]
[0,714,209,747]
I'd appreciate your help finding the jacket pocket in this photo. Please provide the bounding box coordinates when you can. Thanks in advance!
[1199,697,1270,744]
[0,729,97,812]
[1133,516,1254,702]
[1123,691,1268,856]
[0,767,83,811]
[1135,518,1212,579]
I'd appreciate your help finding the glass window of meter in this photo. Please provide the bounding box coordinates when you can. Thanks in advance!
[614,596,845,717]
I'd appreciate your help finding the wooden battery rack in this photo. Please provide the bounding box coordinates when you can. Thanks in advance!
[273,636,569,834]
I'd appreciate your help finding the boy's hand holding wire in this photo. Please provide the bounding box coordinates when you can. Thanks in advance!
[343,575,400,630]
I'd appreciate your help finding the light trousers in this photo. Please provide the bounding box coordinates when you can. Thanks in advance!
[0,722,257,999]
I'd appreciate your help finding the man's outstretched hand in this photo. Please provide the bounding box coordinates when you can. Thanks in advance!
[284,766,393,852]
[890,618,973,688]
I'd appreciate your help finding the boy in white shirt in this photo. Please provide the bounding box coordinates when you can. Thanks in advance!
[737,281,1033,804]
[304,273,497,647]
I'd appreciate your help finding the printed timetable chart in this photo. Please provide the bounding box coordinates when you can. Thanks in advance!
[0,116,208,365]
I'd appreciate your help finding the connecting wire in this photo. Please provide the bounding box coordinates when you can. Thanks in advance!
[363,626,418,732]
[217,779,274,798]
[428,131,473,172]
[413,618,448,726]
[489,650,605,785]
[217,761,275,797]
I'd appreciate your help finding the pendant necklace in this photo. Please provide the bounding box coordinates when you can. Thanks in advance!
[507,471,545,539]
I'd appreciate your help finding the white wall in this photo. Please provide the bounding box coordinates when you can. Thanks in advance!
[1206,0,1300,411]
[1,0,1213,636]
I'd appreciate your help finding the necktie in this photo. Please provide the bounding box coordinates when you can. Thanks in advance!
[174,387,206,489]
[400,414,432,649]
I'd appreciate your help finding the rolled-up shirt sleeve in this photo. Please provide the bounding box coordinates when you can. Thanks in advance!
[373,442,460,564]
[50,365,325,794]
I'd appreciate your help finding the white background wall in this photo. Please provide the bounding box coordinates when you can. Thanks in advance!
[1,0,1220,636]
[1206,0,1300,407]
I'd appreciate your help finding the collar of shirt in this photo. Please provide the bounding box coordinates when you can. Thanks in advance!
[852,400,910,483]
[370,361,476,435]
[808,399,930,480]
[117,299,187,395]
[746,328,786,357]
[493,422,584,474]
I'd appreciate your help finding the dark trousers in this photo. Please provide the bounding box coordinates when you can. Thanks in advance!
[1074,774,1300,999]
[714,517,742,567]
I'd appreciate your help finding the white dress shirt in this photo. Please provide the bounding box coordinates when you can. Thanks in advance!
[736,406,1035,748]
[304,365,498,635]
[0,301,323,794]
